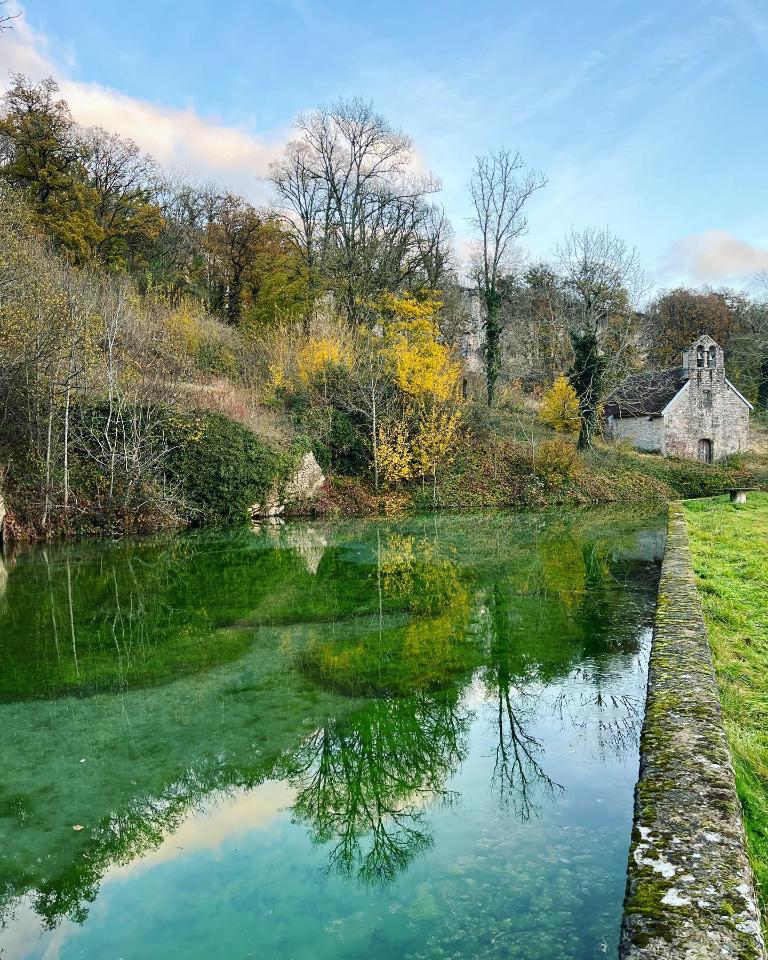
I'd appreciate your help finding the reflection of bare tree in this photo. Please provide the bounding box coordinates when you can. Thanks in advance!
[482,583,565,820]
[551,684,644,763]
[491,685,564,821]
[279,692,469,887]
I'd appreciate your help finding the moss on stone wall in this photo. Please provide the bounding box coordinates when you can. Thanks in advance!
[620,504,765,959]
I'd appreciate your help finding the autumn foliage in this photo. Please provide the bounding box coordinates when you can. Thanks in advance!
[539,376,581,435]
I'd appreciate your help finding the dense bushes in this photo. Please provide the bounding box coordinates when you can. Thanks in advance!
[585,445,760,499]
[1,403,297,535]
[166,412,298,525]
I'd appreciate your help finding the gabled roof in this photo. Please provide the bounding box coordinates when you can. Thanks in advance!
[604,368,689,419]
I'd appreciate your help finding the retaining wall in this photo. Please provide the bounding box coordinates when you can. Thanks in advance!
[620,503,765,959]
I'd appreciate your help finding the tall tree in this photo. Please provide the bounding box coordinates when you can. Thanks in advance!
[203,194,265,324]
[271,99,447,324]
[555,227,644,448]
[0,75,99,261]
[645,287,738,367]
[469,149,546,405]
[80,126,164,271]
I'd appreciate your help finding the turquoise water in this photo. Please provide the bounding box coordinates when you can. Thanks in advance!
[0,508,664,959]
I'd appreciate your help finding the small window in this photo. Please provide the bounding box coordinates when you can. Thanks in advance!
[703,389,713,410]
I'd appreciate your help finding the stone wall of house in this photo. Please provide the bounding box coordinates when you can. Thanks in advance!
[664,376,750,461]
[607,415,665,452]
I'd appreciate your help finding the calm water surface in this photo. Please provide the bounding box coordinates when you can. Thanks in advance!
[0,508,664,960]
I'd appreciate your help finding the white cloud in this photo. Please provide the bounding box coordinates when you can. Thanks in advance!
[0,10,289,197]
[661,230,768,286]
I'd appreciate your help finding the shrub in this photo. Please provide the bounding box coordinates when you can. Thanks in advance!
[167,412,291,525]
[294,405,368,475]
[539,376,580,434]
[197,340,240,378]
[535,437,580,485]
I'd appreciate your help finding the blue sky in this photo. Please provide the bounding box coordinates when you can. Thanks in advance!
[2,0,768,289]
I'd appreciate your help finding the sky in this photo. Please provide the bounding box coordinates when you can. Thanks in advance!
[1,0,767,292]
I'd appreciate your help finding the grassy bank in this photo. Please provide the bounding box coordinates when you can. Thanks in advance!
[683,493,768,919]
[317,408,768,516]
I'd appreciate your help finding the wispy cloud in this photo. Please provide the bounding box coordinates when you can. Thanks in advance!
[0,9,289,196]
[661,230,768,286]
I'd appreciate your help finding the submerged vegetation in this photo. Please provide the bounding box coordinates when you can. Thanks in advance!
[0,506,663,951]
[684,493,768,921]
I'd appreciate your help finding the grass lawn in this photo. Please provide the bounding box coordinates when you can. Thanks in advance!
[683,492,768,918]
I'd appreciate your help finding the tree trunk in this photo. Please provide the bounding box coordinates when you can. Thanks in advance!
[42,391,54,531]
[371,396,379,492]
[758,349,768,412]
[483,290,502,406]
[569,331,606,450]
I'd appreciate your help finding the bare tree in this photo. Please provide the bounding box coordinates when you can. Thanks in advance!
[469,148,546,405]
[79,126,162,268]
[336,327,395,491]
[0,1,18,31]
[271,99,446,323]
[555,227,646,447]
[74,275,181,523]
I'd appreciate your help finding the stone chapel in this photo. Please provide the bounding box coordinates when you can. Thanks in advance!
[604,335,752,462]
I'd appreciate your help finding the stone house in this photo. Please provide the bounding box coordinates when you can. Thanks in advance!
[604,335,752,463]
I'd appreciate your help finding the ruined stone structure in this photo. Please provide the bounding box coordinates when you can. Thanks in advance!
[605,335,752,462]
[250,451,326,520]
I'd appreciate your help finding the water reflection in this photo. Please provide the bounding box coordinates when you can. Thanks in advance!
[0,507,664,958]
[280,692,468,887]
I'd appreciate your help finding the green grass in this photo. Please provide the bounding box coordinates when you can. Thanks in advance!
[683,493,768,921]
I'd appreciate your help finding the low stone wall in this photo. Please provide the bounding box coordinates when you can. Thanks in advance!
[620,503,765,959]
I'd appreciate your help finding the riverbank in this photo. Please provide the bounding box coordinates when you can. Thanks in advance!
[4,427,768,542]
[620,503,764,959]
[684,493,768,927]
[319,439,768,517]
[3,399,768,542]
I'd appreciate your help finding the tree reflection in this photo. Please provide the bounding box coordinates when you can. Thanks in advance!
[279,691,469,886]
[297,531,477,697]
[491,687,564,821]
[482,583,564,820]
[0,507,665,940]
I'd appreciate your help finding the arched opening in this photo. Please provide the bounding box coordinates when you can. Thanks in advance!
[696,345,705,368]
[698,438,713,464]
[707,345,717,367]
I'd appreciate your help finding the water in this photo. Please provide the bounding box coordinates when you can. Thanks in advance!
[0,507,665,960]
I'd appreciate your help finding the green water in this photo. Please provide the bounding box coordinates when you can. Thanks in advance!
[0,507,664,960]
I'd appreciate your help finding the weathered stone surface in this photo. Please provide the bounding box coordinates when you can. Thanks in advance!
[250,451,326,519]
[0,491,5,545]
[283,451,325,505]
[620,504,765,959]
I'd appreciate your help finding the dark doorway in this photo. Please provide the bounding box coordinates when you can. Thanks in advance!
[698,438,713,464]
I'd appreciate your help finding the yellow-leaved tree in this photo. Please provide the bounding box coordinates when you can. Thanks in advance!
[539,375,580,435]
[378,292,464,498]
[297,335,349,385]
[377,417,414,485]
